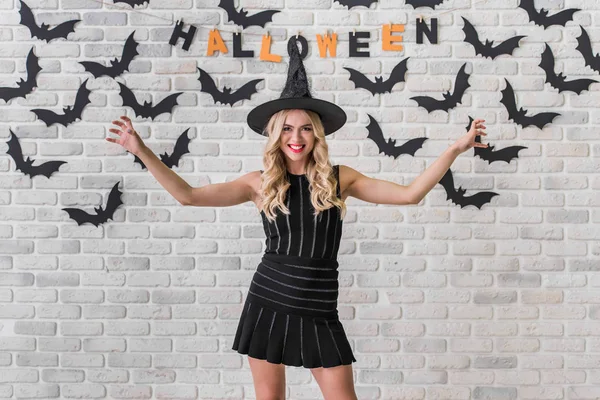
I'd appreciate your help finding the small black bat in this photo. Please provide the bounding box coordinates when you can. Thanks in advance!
[410,63,470,113]
[218,0,280,29]
[5,130,66,178]
[197,67,262,106]
[438,169,498,209]
[113,0,148,6]
[366,114,428,158]
[466,117,527,164]
[62,182,123,227]
[462,17,525,59]
[500,79,560,129]
[131,128,191,169]
[518,0,580,29]
[575,26,600,74]
[344,57,409,95]
[539,43,597,94]
[79,31,139,79]
[18,0,80,42]
[0,47,41,102]
[334,0,378,9]
[31,78,91,127]
[118,82,182,120]
[405,0,446,9]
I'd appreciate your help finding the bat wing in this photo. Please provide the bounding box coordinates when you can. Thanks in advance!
[18,0,42,39]
[410,95,444,113]
[62,207,98,226]
[461,17,486,57]
[439,169,498,209]
[241,9,280,28]
[197,67,224,103]
[491,35,525,58]
[45,18,79,41]
[147,92,182,120]
[102,31,139,78]
[161,128,191,168]
[118,82,146,117]
[382,57,409,92]
[445,63,470,106]
[521,111,560,129]
[61,78,91,126]
[0,48,41,102]
[101,182,124,222]
[542,8,580,28]
[222,78,262,106]
[344,67,378,94]
[576,26,600,73]
[366,114,427,158]
[130,151,147,169]
[113,0,149,6]
[405,0,446,9]
[31,108,62,127]
[79,61,108,78]
[500,79,526,125]
[459,191,499,209]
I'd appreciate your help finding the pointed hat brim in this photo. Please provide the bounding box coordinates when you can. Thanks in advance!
[247,97,347,136]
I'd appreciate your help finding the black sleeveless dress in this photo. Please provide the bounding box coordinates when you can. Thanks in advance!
[232,165,357,368]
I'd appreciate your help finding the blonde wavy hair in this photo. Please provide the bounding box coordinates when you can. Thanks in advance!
[259,109,347,223]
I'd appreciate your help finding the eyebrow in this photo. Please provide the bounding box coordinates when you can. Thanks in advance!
[283,124,312,127]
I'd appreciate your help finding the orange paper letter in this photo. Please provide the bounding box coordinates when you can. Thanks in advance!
[316,32,338,58]
[260,34,282,62]
[207,29,228,56]
[382,24,404,52]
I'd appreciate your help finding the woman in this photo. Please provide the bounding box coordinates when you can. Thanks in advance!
[107,37,487,400]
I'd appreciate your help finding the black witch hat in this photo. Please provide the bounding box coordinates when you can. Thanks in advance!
[246,37,347,136]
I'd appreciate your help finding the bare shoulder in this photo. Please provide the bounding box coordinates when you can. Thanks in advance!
[338,164,360,202]
[247,170,263,210]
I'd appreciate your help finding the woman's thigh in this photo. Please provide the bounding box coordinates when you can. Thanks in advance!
[248,356,286,400]
[310,364,358,400]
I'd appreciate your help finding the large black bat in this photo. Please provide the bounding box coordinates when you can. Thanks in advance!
[438,169,498,209]
[465,117,527,164]
[0,47,41,102]
[462,17,525,59]
[118,82,182,120]
[218,0,280,29]
[131,128,191,170]
[62,182,123,227]
[334,0,378,9]
[31,79,91,127]
[344,57,409,95]
[500,79,560,129]
[113,0,148,6]
[518,0,580,29]
[366,114,427,158]
[5,130,66,178]
[410,63,470,113]
[539,43,596,94]
[18,0,80,42]
[79,31,139,79]
[405,0,446,9]
[197,67,262,106]
[576,26,600,74]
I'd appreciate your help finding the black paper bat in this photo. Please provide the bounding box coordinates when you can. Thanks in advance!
[79,31,139,79]
[539,43,596,94]
[500,79,560,129]
[465,117,527,164]
[410,63,470,113]
[197,67,262,106]
[576,26,600,74]
[218,0,280,29]
[31,78,91,127]
[334,0,378,9]
[62,182,123,227]
[366,114,427,158]
[518,0,580,29]
[113,0,148,6]
[18,0,80,42]
[0,47,41,102]
[131,128,191,169]
[404,0,446,9]
[344,57,409,95]
[118,82,182,120]
[462,17,525,59]
[5,130,66,178]
[438,169,498,209]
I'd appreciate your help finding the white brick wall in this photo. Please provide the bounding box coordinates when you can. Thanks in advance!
[1,0,600,398]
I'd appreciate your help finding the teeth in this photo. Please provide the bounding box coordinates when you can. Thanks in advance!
[289,145,304,149]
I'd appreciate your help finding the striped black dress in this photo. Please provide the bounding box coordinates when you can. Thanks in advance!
[232,164,356,368]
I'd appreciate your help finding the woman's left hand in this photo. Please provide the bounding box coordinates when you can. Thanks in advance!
[453,118,488,154]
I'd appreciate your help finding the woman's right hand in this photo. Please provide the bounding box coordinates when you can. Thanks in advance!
[107,115,146,156]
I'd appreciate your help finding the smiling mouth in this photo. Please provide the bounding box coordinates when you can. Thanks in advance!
[288,144,306,152]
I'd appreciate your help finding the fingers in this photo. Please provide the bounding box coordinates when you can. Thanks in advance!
[109,128,121,135]
[112,119,125,128]
[120,115,133,128]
